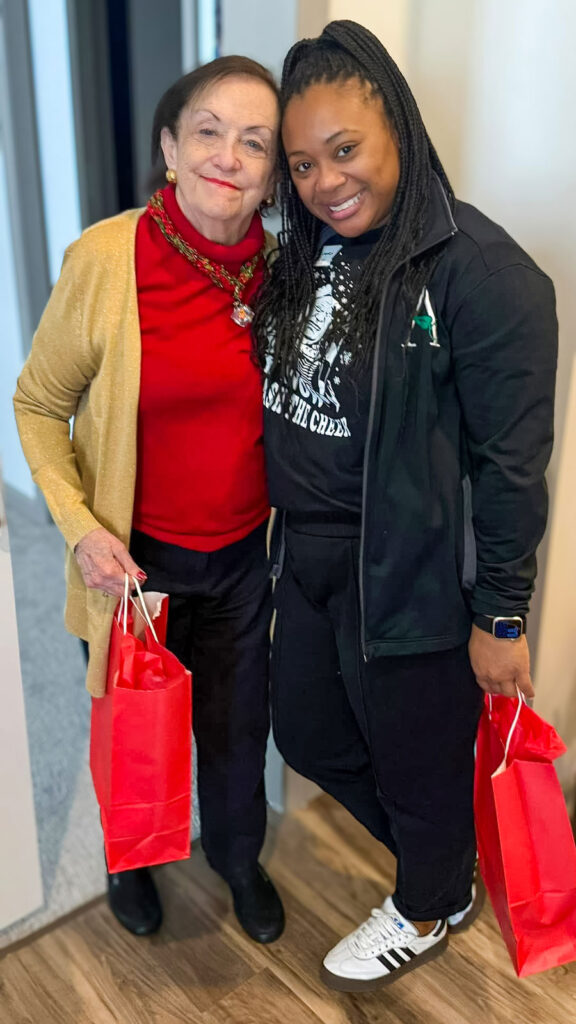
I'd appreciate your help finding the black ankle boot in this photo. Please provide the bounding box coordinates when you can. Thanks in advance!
[228,863,285,944]
[107,867,163,936]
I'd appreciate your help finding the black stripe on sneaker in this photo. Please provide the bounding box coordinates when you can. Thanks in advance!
[383,949,407,967]
[378,947,416,969]
[394,947,413,962]
[377,952,400,970]
[432,920,445,937]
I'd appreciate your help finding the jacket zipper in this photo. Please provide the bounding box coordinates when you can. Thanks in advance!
[359,283,389,661]
[358,215,458,660]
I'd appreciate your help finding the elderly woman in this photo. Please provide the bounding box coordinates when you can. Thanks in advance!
[255,21,557,987]
[14,56,284,944]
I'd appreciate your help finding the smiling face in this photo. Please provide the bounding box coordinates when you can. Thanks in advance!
[160,74,279,244]
[282,78,400,238]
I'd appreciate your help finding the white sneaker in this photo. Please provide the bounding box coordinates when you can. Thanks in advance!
[447,880,485,933]
[321,896,448,991]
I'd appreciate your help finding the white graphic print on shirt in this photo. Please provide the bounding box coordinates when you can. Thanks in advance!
[264,243,356,439]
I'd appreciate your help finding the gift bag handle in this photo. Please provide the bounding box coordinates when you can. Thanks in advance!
[116,573,159,642]
[131,576,160,642]
[116,572,130,633]
[488,685,527,772]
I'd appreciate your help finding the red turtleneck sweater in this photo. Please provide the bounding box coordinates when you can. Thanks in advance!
[132,186,269,551]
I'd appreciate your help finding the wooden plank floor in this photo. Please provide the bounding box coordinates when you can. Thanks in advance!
[2,793,576,1024]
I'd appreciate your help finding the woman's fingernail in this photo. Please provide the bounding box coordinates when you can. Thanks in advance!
[136,572,147,581]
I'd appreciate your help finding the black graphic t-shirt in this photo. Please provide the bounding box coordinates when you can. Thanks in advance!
[264,227,382,514]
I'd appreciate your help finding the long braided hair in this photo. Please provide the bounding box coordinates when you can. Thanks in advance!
[253,20,454,383]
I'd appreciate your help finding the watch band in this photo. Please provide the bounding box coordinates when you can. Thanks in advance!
[473,614,526,640]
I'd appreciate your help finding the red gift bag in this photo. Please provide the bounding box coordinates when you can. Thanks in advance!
[475,690,576,976]
[90,576,192,873]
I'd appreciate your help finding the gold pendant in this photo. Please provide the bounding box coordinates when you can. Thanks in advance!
[231,302,254,327]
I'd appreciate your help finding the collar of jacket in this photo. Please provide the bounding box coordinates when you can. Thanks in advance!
[409,173,458,261]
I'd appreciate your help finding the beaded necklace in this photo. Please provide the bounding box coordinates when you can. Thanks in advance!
[147,190,263,327]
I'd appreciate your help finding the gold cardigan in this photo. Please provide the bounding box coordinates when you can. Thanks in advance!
[14,208,273,697]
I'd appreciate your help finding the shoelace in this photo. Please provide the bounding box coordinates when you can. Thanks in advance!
[350,907,414,956]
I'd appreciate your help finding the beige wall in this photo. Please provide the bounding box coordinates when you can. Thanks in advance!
[405,0,576,801]
[535,356,576,799]
[293,0,576,802]
[298,0,411,70]
[328,0,412,73]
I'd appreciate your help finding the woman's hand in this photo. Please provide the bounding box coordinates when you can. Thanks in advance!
[74,527,146,598]
[468,624,534,699]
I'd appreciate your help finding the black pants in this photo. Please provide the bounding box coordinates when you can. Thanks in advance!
[130,521,272,881]
[271,522,484,921]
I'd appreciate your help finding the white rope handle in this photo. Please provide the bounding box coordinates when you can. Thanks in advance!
[116,573,159,642]
[489,685,527,775]
[130,575,159,642]
[116,572,130,632]
[502,685,526,764]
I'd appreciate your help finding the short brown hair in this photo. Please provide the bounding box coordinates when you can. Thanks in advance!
[150,55,279,175]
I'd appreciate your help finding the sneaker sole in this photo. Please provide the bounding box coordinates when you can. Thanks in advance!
[320,934,449,992]
[448,877,486,935]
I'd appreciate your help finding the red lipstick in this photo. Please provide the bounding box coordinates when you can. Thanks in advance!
[202,176,240,190]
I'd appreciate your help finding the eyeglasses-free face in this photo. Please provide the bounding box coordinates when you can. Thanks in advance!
[283,78,400,238]
[161,74,278,244]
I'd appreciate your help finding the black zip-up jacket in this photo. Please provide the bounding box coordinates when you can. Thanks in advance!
[355,175,557,659]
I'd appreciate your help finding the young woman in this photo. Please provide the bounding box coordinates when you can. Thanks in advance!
[15,56,284,944]
[254,21,557,989]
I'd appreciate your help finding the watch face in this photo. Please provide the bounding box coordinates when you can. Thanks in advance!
[493,619,523,640]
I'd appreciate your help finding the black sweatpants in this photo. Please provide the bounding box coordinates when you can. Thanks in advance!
[130,521,272,882]
[271,522,484,921]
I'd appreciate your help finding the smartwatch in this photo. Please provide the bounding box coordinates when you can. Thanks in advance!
[473,614,526,640]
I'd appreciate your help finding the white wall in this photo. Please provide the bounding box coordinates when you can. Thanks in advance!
[328,0,412,73]
[536,356,576,799]
[405,0,576,797]
[220,0,298,79]
[407,0,480,188]
[0,476,43,928]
